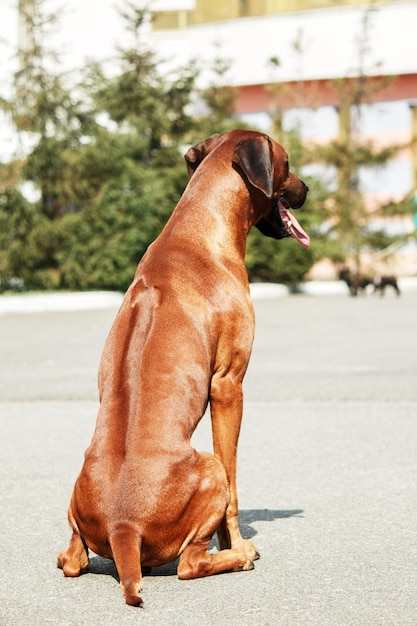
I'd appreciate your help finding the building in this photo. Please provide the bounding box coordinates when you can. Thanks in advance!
[145,0,417,275]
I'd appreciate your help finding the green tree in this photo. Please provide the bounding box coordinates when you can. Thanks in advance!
[0,0,96,288]
[0,185,37,290]
[86,4,197,160]
[52,2,198,291]
[0,1,198,291]
[194,50,248,139]
[10,1,97,217]
[259,6,411,279]
[245,55,323,285]
[307,5,408,270]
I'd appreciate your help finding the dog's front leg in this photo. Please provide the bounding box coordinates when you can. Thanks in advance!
[210,375,259,565]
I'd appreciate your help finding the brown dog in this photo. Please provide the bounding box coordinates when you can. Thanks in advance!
[57,129,309,607]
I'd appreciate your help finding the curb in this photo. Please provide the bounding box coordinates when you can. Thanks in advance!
[1,278,417,314]
[0,291,124,315]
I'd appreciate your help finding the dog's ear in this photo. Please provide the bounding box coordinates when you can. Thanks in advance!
[184,134,221,177]
[184,143,205,177]
[232,136,274,199]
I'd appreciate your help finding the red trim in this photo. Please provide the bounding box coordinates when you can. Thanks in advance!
[235,74,417,113]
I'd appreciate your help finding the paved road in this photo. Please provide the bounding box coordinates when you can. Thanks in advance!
[1,291,416,625]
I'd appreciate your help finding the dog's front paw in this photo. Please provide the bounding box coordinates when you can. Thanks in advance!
[237,558,255,572]
[241,538,260,562]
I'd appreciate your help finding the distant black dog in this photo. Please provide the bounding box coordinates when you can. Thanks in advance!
[339,268,372,296]
[373,273,401,296]
[339,268,400,297]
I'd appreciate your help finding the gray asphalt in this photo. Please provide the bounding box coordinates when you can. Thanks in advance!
[1,291,416,625]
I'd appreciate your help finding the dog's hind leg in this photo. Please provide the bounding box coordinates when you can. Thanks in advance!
[178,540,254,580]
[57,500,90,577]
[57,530,89,577]
[109,523,144,607]
[178,452,255,580]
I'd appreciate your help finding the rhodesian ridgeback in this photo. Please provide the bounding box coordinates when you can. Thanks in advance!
[57,129,309,607]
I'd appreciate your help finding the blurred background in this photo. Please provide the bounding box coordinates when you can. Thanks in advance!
[1,0,416,293]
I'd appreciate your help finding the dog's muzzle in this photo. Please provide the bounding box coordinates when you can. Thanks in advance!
[255,181,310,248]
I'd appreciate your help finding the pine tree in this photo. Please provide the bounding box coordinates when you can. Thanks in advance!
[308,5,408,270]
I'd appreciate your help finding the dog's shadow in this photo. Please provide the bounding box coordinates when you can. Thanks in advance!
[86,508,303,580]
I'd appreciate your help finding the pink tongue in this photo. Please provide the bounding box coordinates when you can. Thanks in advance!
[279,202,310,249]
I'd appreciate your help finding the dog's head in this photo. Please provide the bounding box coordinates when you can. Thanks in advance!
[185,130,309,248]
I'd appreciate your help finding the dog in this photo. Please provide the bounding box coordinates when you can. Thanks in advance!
[373,273,400,296]
[57,129,309,607]
[339,267,400,297]
[339,267,373,296]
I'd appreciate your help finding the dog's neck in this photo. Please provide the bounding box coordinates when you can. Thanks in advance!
[159,170,267,263]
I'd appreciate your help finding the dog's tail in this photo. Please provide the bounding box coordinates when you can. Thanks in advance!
[109,523,144,607]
